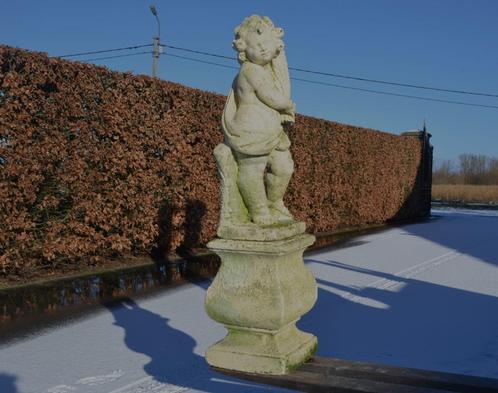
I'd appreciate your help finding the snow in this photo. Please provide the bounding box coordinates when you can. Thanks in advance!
[1,208,497,392]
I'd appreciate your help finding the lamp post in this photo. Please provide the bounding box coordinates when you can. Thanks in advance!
[150,5,161,77]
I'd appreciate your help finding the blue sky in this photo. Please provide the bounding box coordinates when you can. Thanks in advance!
[1,0,497,165]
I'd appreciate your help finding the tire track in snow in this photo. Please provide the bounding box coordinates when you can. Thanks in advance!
[76,369,125,386]
[108,376,189,393]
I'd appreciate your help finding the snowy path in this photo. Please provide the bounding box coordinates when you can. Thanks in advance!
[1,209,497,393]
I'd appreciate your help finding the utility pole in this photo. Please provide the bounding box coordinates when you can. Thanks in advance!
[152,36,159,78]
[150,5,161,77]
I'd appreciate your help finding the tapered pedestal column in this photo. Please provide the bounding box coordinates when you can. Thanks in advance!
[205,233,317,375]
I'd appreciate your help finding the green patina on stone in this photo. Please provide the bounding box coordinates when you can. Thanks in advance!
[204,230,318,375]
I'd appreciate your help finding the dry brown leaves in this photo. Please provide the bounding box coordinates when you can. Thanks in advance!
[0,45,424,277]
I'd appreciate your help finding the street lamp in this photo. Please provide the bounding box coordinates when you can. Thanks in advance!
[150,5,161,77]
[150,5,160,38]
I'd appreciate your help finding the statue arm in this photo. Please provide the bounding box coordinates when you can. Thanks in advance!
[243,64,292,111]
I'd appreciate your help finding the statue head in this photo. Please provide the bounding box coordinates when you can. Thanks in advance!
[233,15,284,65]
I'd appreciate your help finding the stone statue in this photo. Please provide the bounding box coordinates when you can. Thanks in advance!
[215,15,303,239]
[205,15,318,375]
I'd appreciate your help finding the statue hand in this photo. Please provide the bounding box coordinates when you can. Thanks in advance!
[281,112,295,125]
[283,101,295,116]
[283,101,295,124]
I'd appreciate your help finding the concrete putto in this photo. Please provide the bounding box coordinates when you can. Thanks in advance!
[205,15,318,374]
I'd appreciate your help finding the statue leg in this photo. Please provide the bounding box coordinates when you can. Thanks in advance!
[266,149,294,219]
[234,151,274,225]
[213,144,249,228]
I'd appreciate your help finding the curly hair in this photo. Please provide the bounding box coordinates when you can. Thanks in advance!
[232,15,284,63]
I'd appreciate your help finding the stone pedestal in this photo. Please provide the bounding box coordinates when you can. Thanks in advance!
[205,233,317,374]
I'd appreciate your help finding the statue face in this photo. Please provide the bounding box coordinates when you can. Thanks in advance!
[244,29,279,66]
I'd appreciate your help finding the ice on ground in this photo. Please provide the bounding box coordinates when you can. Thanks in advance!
[1,208,497,392]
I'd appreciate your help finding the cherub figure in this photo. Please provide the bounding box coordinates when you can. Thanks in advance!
[215,15,298,232]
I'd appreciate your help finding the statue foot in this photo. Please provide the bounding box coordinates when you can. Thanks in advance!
[252,208,277,226]
[272,213,295,224]
[269,200,292,218]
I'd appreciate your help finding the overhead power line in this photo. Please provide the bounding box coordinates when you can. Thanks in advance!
[162,44,498,99]
[53,44,152,59]
[291,77,498,110]
[78,51,152,63]
[49,43,498,109]
[289,67,498,99]
[162,44,236,61]
[163,52,498,110]
[164,53,238,70]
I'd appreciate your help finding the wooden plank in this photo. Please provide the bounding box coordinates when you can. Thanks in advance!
[303,357,498,393]
[212,356,498,393]
[213,367,454,393]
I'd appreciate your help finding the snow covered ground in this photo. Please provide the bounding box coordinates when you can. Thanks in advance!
[1,208,497,393]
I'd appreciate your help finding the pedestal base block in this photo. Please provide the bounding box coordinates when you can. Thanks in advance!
[205,233,318,375]
[206,322,317,375]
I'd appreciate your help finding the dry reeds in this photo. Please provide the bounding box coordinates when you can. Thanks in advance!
[432,185,498,204]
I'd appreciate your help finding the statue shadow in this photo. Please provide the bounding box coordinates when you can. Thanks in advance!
[151,198,176,262]
[152,198,208,261]
[299,259,498,377]
[105,298,292,392]
[177,199,207,258]
[0,373,18,393]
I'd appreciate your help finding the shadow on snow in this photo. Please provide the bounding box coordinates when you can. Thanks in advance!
[405,210,498,269]
[104,297,293,393]
[0,373,18,393]
[104,210,498,389]
[299,258,498,379]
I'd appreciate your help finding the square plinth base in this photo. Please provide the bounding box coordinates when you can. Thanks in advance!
[206,322,317,375]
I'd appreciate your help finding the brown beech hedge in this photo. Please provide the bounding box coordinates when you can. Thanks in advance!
[0,45,425,277]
